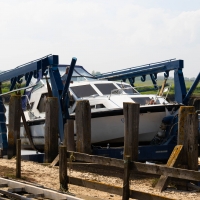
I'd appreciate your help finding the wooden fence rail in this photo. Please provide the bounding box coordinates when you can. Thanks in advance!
[66,151,200,182]
[52,101,200,200]
[68,176,173,200]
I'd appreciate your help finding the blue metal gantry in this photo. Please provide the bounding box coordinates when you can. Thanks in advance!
[95,59,188,104]
[0,55,76,153]
[0,55,199,160]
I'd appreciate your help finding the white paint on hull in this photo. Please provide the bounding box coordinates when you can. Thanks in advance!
[19,110,165,148]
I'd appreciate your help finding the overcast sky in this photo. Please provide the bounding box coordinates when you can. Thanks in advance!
[0,0,200,78]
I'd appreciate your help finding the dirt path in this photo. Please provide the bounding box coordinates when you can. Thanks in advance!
[0,158,200,200]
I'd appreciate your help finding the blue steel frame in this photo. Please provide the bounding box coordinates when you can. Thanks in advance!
[0,55,74,152]
[95,59,187,103]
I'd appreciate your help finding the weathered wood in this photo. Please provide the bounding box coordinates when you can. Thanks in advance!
[50,154,59,167]
[66,151,200,182]
[176,106,198,189]
[185,113,199,171]
[63,119,75,151]
[155,145,183,191]
[75,100,91,154]
[122,155,131,200]
[8,95,21,159]
[123,102,140,161]
[44,97,59,163]
[132,162,200,182]
[20,108,37,151]
[159,79,167,96]
[67,151,124,168]
[16,139,21,178]
[69,176,174,200]
[59,146,68,191]
[178,106,195,145]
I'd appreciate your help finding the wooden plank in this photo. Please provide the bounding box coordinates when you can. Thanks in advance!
[7,95,21,159]
[178,106,195,145]
[21,108,38,151]
[75,100,91,154]
[123,103,140,161]
[63,119,75,151]
[8,187,25,192]
[67,151,124,168]
[59,146,68,191]
[44,97,59,163]
[50,154,59,167]
[16,139,21,178]
[0,177,81,200]
[132,162,200,182]
[122,155,131,200]
[69,176,174,200]
[0,183,8,188]
[66,151,200,181]
[185,113,199,171]
[155,145,183,191]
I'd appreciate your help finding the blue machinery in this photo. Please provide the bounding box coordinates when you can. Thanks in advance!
[95,59,200,104]
[0,55,77,153]
[95,59,200,161]
[0,55,199,160]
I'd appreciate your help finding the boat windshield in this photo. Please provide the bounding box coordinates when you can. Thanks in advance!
[70,84,98,98]
[94,83,118,95]
[59,65,96,82]
[116,83,138,94]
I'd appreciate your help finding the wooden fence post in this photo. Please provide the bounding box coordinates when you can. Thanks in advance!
[122,155,131,200]
[185,113,199,171]
[8,95,21,159]
[156,106,198,191]
[63,119,75,151]
[75,100,91,154]
[123,102,140,161]
[45,97,59,163]
[16,139,21,178]
[59,145,68,191]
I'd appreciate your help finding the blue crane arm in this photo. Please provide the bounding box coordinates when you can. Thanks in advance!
[95,59,183,81]
[183,72,200,105]
[95,59,187,103]
[0,55,58,84]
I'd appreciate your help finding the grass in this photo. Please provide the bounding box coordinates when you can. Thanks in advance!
[1,79,199,97]
[133,79,200,97]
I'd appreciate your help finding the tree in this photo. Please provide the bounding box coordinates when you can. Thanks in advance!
[91,71,101,76]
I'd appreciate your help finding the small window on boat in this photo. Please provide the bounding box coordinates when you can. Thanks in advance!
[131,97,151,105]
[94,83,117,95]
[117,84,138,94]
[70,85,98,98]
[96,104,105,109]
[37,93,48,112]
[90,104,105,109]
[27,102,34,110]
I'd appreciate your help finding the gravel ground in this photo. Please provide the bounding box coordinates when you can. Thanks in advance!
[0,158,200,200]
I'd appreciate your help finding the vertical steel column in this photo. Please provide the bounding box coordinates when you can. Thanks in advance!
[0,82,8,155]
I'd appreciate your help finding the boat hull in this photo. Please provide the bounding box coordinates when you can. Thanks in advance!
[19,107,169,149]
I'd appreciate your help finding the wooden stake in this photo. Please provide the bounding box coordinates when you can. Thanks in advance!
[59,145,68,191]
[8,95,21,159]
[63,119,75,151]
[123,102,140,161]
[122,155,131,200]
[16,139,21,178]
[75,100,91,154]
[44,97,59,163]
[185,113,198,171]
[155,145,183,191]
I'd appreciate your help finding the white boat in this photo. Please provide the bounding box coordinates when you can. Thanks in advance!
[15,65,180,149]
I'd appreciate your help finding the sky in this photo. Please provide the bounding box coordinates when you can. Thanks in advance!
[0,0,200,78]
